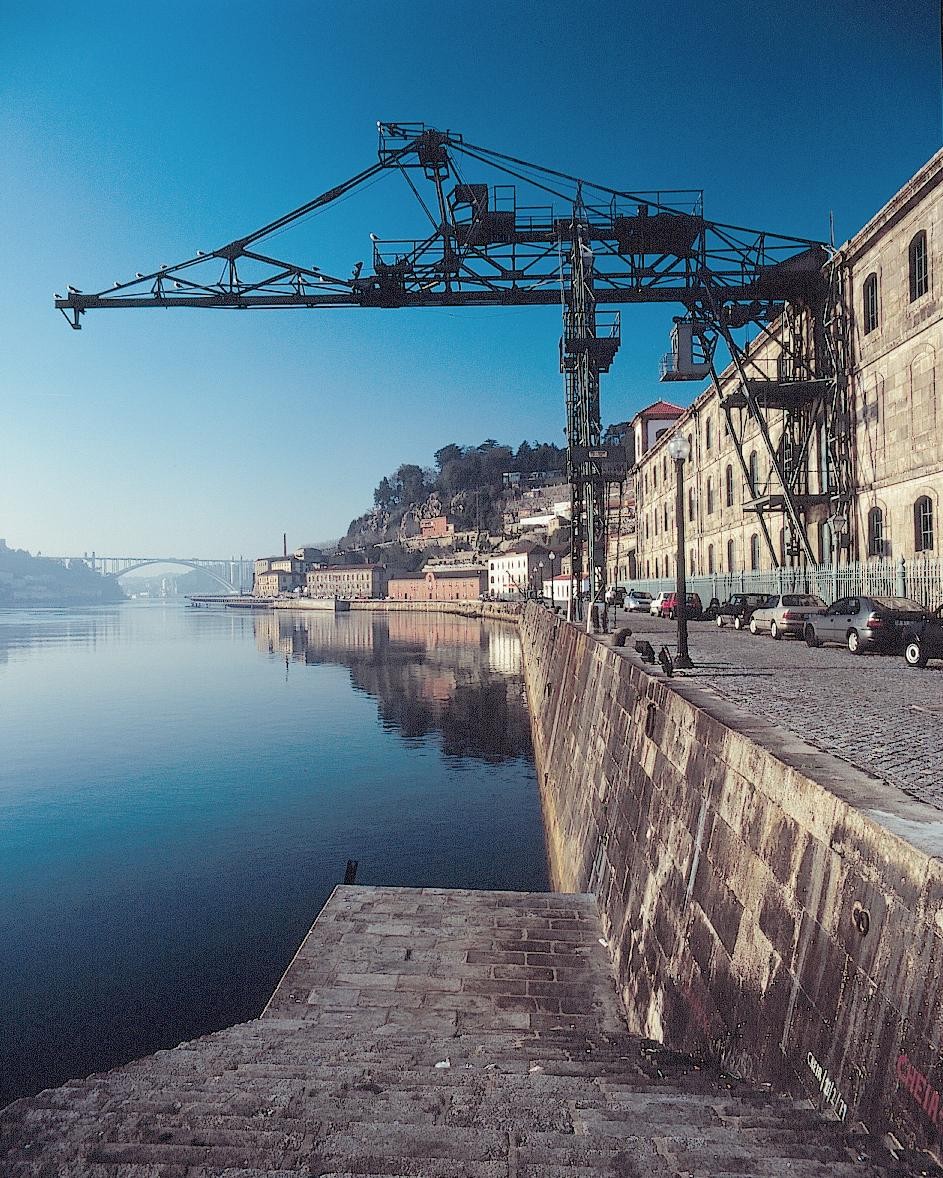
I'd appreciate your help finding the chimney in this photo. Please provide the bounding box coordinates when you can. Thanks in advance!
[283,533,287,557]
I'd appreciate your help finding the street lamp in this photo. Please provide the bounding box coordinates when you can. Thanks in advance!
[537,560,544,603]
[548,551,556,611]
[667,433,694,669]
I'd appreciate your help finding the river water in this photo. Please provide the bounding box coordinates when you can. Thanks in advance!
[0,604,548,1105]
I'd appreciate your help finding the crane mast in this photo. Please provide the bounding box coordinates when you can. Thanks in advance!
[56,122,849,603]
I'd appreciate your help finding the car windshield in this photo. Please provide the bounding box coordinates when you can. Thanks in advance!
[782,594,823,607]
[871,597,926,612]
[633,592,652,601]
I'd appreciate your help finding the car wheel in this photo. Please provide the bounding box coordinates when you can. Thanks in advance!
[905,640,929,669]
[716,615,725,627]
[733,616,743,630]
[770,621,781,640]
[749,618,758,635]
[805,626,821,648]
[847,629,862,654]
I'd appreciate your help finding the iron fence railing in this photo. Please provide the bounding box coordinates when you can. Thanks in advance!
[625,556,943,610]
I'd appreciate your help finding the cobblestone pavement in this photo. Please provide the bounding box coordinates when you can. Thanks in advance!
[606,607,943,810]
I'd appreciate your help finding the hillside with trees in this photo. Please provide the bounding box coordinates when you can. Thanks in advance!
[340,439,566,568]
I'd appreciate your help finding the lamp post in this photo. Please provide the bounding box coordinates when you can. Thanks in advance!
[548,551,555,611]
[537,560,544,604]
[667,433,694,669]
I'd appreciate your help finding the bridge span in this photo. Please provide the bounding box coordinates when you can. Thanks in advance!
[51,555,254,594]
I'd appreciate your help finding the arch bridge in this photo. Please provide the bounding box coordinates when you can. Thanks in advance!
[53,555,254,595]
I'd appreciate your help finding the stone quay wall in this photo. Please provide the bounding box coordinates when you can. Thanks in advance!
[519,601,943,1158]
[349,599,523,623]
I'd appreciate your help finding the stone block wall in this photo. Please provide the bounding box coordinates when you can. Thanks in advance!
[520,602,943,1158]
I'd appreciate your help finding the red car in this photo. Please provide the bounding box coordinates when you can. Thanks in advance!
[659,592,702,620]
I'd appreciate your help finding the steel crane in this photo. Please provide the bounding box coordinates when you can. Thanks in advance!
[55,122,849,604]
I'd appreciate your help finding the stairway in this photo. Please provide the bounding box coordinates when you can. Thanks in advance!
[0,886,913,1176]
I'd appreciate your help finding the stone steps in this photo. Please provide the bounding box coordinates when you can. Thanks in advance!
[0,886,922,1176]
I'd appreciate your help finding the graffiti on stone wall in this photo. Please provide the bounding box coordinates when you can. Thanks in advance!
[807,1052,848,1121]
[897,1053,943,1130]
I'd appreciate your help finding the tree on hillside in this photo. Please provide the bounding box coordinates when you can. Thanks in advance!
[374,476,396,510]
[434,443,463,471]
[395,463,427,506]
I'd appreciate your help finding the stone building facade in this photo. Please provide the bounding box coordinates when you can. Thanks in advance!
[631,148,942,584]
[387,568,487,601]
[305,564,386,599]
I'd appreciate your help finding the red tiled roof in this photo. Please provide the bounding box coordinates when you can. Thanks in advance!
[637,400,685,418]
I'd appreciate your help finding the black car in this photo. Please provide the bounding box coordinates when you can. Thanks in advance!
[804,596,930,654]
[715,593,770,630]
[901,605,943,667]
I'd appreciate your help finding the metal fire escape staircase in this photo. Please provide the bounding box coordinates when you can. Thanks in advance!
[54,121,843,595]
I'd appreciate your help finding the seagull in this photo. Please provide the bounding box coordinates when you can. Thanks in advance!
[136,272,144,278]
[196,250,205,256]
[369,233,379,243]
[173,282,182,289]
[67,285,81,294]
[114,282,121,287]
[658,646,674,677]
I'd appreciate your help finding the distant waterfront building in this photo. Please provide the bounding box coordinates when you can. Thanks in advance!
[488,544,551,599]
[253,569,295,596]
[305,564,386,599]
[387,567,487,601]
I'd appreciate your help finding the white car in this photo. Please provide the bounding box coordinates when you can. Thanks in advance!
[649,591,669,617]
[624,590,654,613]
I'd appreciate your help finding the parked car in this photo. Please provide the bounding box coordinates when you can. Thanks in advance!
[605,585,626,607]
[749,593,827,639]
[659,592,703,620]
[649,591,669,617]
[715,592,772,630]
[623,589,654,613]
[804,595,931,654]
[900,605,943,667]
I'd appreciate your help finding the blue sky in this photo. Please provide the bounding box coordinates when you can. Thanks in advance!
[1,0,939,557]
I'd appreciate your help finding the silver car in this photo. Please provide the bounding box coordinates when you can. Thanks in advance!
[748,593,826,639]
[804,595,929,654]
[624,590,654,613]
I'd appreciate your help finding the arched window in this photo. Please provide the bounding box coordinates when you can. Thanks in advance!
[655,558,660,578]
[689,549,696,576]
[750,534,760,571]
[664,504,669,532]
[646,560,650,577]
[867,506,885,557]
[724,464,734,507]
[707,544,715,574]
[910,231,929,302]
[654,510,658,536]
[748,450,759,492]
[686,434,693,463]
[688,487,695,522]
[727,539,735,572]
[705,418,713,451]
[863,272,879,334]
[915,496,934,552]
[706,477,714,514]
